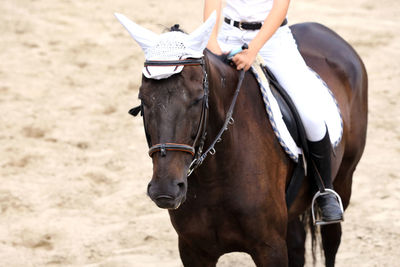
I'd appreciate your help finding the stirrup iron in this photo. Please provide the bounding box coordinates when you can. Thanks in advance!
[311,189,344,226]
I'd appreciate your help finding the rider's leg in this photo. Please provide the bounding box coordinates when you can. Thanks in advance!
[258,25,343,222]
[307,129,343,222]
[217,23,343,221]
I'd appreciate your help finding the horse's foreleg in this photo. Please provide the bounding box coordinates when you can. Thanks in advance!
[287,217,306,267]
[249,237,288,267]
[178,237,218,267]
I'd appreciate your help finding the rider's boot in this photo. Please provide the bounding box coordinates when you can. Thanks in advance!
[308,131,343,223]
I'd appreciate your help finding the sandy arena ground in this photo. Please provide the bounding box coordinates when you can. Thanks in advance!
[1,0,399,266]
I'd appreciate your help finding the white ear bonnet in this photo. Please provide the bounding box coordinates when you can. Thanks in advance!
[115,12,217,80]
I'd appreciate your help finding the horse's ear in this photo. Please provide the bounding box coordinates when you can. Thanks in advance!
[187,11,217,53]
[114,13,158,53]
[128,105,142,117]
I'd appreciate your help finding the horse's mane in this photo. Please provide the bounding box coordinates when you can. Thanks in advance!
[204,48,232,67]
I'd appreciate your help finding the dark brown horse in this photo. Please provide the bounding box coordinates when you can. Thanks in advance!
[135,22,367,266]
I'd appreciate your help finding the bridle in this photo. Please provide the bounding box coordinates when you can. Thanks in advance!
[144,58,209,166]
[130,57,245,176]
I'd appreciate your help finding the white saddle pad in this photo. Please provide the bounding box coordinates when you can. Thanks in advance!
[251,56,343,162]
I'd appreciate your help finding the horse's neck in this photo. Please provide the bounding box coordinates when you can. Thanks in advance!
[198,53,290,183]
[205,53,239,128]
[197,54,245,180]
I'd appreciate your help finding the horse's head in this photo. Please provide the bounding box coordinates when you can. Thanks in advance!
[115,12,216,209]
[140,63,207,209]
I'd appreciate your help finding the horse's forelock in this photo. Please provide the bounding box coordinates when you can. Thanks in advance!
[160,24,186,33]
[170,24,185,33]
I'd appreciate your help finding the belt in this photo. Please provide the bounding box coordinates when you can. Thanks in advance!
[224,17,288,30]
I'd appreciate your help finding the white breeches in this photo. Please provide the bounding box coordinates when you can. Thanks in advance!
[218,23,328,141]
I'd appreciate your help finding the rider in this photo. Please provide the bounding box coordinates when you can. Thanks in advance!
[204,0,343,223]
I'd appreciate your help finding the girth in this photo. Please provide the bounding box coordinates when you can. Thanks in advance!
[259,64,309,208]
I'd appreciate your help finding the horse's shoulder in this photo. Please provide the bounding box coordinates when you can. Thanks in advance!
[290,22,366,90]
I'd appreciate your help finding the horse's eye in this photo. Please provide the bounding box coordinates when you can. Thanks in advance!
[190,97,203,107]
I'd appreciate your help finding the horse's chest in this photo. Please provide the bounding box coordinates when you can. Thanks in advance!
[172,204,255,250]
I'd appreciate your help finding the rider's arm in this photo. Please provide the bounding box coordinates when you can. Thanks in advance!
[204,0,223,55]
[233,0,290,70]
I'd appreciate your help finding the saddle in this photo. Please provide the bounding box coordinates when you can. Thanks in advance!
[254,62,309,208]
[262,66,309,157]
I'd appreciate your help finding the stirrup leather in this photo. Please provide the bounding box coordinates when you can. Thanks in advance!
[311,189,344,226]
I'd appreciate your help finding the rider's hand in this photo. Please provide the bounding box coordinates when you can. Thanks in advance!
[232,48,257,71]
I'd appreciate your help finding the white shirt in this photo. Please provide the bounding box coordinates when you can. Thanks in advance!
[223,0,274,22]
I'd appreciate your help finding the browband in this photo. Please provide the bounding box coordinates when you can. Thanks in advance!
[144,58,204,67]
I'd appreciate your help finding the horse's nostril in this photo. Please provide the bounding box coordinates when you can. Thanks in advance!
[177,182,185,189]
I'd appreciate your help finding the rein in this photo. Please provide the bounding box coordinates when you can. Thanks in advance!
[188,69,245,176]
[135,57,245,176]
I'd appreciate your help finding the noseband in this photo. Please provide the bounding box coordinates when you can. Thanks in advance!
[135,57,245,176]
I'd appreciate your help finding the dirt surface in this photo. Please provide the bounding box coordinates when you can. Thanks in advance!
[1,0,399,266]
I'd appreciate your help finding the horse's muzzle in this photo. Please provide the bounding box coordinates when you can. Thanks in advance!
[147,178,187,209]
